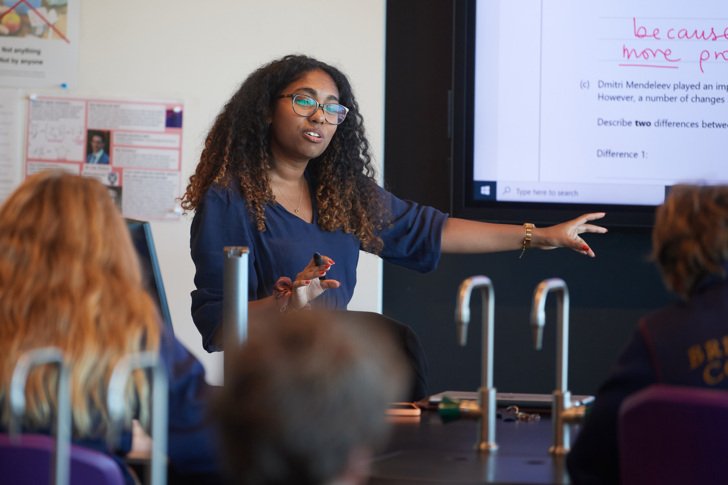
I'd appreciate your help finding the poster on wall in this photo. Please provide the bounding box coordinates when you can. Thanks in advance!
[26,95,184,220]
[0,87,22,202]
[0,0,79,88]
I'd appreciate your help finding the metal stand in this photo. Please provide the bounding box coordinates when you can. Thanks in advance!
[455,275,498,452]
[223,246,249,346]
[531,278,571,455]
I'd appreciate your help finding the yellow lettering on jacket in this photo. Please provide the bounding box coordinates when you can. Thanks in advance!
[703,360,724,385]
[705,339,723,361]
[688,344,706,370]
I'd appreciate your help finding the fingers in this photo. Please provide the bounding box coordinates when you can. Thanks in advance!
[321,279,341,289]
[290,277,341,310]
[289,254,339,309]
[292,278,312,288]
[296,264,332,282]
[575,213,608,233]
[581,224,608,234]
[580,242,596,258]
[307,253,335,279]
[572,223,607,236]
[561,213,607,257]
[580,212,606,221]
[292,278,340,290]
[291,279,323,310]
[313,254,335,273]
[560,237,595,258]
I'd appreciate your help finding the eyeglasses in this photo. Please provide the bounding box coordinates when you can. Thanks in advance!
[278,93,350,125]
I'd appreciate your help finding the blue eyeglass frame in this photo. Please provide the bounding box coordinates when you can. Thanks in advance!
[278,93,350,125]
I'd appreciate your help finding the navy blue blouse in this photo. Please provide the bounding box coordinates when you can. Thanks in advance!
[190,181,448,351]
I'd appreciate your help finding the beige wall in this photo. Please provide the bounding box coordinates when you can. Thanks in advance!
[72,0,386,383]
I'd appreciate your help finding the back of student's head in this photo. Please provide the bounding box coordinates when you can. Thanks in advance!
[0,170,160,436]
[652,184,728,298]
[215,310,410,485]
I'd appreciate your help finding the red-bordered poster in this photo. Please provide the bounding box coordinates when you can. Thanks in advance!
[25,95,184,220]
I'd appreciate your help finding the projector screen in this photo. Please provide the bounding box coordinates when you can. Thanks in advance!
[452,0,728,226]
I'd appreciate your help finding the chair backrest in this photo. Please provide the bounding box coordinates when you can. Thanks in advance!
[0,434,125,485]
[619,384,728,485]
[339,310,429,402]
[107,351,168,485]
[125,218,174,332]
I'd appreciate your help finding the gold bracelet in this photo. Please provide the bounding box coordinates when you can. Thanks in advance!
[519,222,534,259]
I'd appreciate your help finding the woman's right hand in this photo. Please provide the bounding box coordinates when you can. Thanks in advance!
[275,254,340,311]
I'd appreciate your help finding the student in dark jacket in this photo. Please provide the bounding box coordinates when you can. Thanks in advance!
[567,184,728,484]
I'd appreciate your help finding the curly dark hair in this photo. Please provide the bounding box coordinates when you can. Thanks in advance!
[652,184,728,299]
[181,54,387,253]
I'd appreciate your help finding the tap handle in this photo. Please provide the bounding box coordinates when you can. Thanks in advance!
[532,324,544,350]
[456,320,468,346]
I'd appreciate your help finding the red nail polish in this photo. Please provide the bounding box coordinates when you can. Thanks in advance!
[582,244,590,252]
[318,270,326,275]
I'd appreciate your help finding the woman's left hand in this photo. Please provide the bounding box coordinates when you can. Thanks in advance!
[535,212,607,257]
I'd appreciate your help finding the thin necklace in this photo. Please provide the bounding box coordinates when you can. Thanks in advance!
[273,172,306,215]
[293,181,303,215]
[293,178,303,214]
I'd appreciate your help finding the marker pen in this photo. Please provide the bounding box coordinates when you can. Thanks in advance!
[313,252,326,280]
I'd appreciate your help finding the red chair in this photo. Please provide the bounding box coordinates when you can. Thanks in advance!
[619,384,728,485]
[0,433,125,485]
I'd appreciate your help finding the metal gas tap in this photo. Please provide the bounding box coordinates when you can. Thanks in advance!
[455,275,497,452]
[531,278,571,455]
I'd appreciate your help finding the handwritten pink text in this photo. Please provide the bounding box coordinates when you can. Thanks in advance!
[621,18,728,73]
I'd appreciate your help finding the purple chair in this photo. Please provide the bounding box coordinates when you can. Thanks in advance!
[0,433,125,485]
[619,384,728,485]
